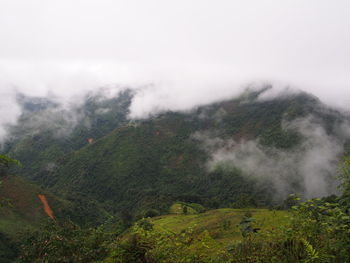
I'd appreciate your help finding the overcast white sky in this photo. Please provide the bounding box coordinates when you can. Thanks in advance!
[0,0,350,120]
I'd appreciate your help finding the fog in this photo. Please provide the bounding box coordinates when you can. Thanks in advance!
[0,1,350,140]
[193,114,350,199]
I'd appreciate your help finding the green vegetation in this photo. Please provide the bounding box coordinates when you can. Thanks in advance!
[6,156,350,262]
[3,90,347,224]
[1,91,350,262]
[150,208,290,244]
[99,157,350,262]
[103,188,350,262]
[0,154,21,177]
[0,156,90,262]
[18,221,110,263]
[0,176,68,237]
[169,202,206,215]
[4,90,132,181]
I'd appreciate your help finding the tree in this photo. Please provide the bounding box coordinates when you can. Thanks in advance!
[0,154,21,177]
[18,221,109,263]
[283,193,301,209]
[238,212,259,237]
[0,155,21,207]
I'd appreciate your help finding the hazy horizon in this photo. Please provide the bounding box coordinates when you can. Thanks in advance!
[1,0,350,138]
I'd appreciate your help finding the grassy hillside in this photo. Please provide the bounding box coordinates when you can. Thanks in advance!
[151,207,290,244]
[0,173,108,236]
[0,174,113,261]
[0,175,74,262]
[0,176,65,238]
[104,207,291,262]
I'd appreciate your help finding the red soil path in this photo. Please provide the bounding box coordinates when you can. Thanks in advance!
[38,194,55,220]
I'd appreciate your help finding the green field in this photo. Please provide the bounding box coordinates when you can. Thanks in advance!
[152,207,290,245]
[104,207,291,262]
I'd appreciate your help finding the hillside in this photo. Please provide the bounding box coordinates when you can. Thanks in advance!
[103,207,291,262]
[26,89,350,220]
[150,207,290,245]
[0,173,111,237]
[0,176,64,237]
[1,89,350,262]
[0,172,115,261]
[0,175,71,261]
[3,90,132,181]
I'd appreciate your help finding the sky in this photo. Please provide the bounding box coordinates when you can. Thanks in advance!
[0,0,350,119]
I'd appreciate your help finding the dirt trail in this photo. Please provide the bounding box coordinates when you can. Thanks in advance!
[38,194,55,220]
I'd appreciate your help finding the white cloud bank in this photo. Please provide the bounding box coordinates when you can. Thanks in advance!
[194,115,350,199]
[0,0,350,138]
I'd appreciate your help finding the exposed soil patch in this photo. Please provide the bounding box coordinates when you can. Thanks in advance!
[38,194,55,220]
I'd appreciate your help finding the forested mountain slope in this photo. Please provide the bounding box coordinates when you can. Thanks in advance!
[3,90,132,181]
[0,174,72,261]
[14,88,348,219]
[0,176,65,236]
[2,88,350,262]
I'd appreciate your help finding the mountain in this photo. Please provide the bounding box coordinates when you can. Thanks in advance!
[5,88,349,224]
[2,88,350,225]
[1,87,350,262]
[3,90,132,182]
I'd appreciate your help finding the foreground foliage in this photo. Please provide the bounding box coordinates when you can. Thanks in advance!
[102,199,349,263]
[1,156,348,262]
[13,157,350,262]
[18,221,111,263]
[16,195,350,263]
[102,158,350,263]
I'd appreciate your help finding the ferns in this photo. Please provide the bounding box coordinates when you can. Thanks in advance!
[301,239,320,263]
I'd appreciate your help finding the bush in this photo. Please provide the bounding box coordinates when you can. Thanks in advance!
[18,220,110,263]
[144,209,160,218]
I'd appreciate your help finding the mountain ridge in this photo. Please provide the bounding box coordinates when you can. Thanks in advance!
[2,88,350,224]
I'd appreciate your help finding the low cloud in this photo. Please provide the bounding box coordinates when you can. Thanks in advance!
[1,1,350,140]
[0,90,21,142]
[195,115,350,199]
[0,58,349,142]
[1,86,129,142]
